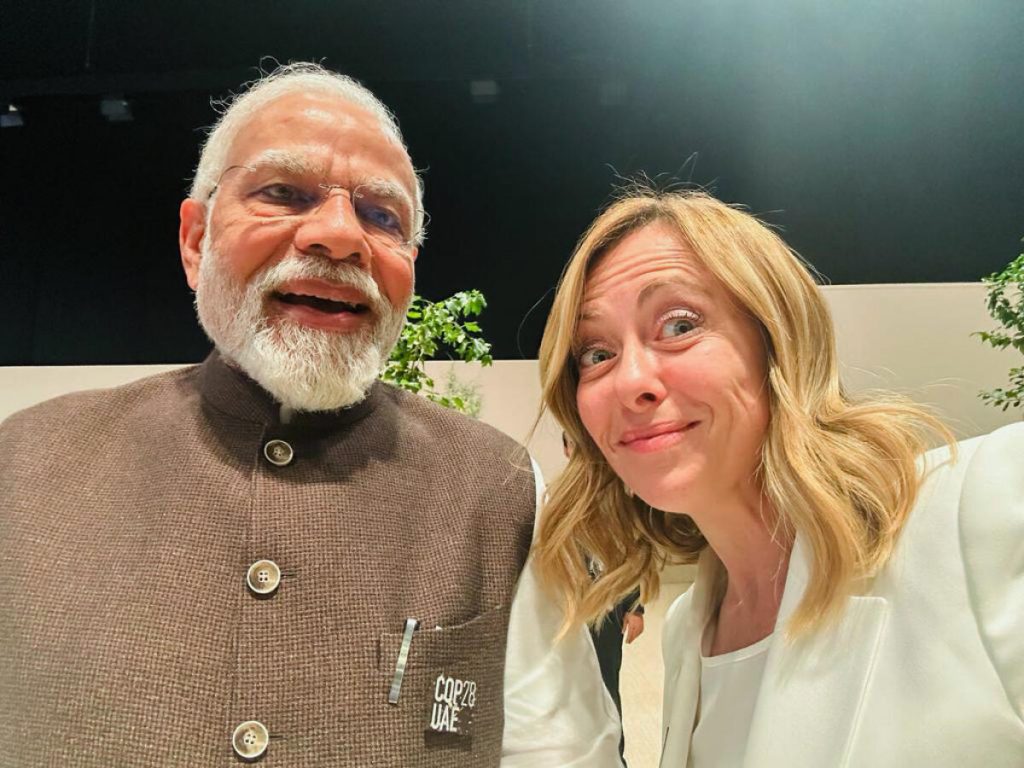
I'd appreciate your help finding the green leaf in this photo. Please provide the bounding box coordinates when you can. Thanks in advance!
[977,248,1024,412]
[385,290,495,414]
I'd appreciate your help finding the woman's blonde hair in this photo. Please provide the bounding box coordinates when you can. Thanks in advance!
[535,188,953,637]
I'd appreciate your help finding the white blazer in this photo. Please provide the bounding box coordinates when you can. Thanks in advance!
[660,422,1024,767]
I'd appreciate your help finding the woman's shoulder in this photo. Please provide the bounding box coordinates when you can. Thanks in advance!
[924,422,1024,541]
[958,420,1024,477]
[922,420,1024,473]
[950,422,1024,719]
[910,422,1024,580]
[913,422,1024,529]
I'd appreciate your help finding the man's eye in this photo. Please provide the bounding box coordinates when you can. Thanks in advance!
[258,184,311,205]
[579,347,615,368]
[660,312,700,339]
[356,201,403,234]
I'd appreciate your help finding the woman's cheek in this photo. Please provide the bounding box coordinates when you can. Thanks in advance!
[575,389,603,445]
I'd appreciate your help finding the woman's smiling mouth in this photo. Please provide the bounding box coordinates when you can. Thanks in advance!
[618,421,701,453]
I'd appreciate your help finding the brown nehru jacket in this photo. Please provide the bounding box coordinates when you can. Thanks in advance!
[0,353,536,767]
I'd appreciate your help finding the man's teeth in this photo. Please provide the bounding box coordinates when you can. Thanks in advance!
[275,292,366,313]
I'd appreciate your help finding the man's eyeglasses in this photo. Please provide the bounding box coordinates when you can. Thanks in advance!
[208,164,424,251]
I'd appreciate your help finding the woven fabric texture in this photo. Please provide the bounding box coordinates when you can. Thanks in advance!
[0,353,536,767]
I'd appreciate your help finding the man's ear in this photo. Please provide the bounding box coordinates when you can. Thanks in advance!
[179,198,206,290]
[409,246,419,263]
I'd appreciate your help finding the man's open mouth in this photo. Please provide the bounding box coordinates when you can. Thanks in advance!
[272,291,370,315]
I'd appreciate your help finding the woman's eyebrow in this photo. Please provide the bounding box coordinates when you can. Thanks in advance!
[636,277,710,307]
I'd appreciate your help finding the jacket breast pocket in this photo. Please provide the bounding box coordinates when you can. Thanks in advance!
[378,605,509,758]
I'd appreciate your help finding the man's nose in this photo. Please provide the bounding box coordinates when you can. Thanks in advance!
[293,188,369,265]
[614,343,667,412]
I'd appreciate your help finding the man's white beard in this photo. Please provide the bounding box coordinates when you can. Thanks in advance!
[194,239,409,412]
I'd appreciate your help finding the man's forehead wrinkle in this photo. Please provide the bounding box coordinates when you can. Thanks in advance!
[314,122,417,209]
[300,104,360,127]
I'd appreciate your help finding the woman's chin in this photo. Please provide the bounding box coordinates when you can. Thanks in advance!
[631,487,694,517]
[626,474,702,513]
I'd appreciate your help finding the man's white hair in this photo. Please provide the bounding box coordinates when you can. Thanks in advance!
[189,61,425,244]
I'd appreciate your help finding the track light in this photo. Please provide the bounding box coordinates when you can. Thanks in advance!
[100,96,133,122]
[469,80,500,105]
[1,104,24,128]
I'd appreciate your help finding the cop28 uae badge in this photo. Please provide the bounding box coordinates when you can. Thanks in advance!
[426,672,477,736]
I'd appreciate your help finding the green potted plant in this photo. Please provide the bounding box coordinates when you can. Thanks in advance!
[382,289,492,415]
[976,245,1024,412]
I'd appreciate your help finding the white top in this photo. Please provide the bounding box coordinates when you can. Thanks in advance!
[687,632,775,768]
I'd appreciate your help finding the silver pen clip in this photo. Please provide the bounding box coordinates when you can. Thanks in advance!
[388,617,419,705]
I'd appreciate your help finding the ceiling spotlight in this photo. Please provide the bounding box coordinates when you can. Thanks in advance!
[469,80,500,105]
[100,96,133,123]
[1,104,24,128]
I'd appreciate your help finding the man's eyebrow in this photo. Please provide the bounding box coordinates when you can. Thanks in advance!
[244,152,415,214]
[355,177,415,214]
[245,149,325,177]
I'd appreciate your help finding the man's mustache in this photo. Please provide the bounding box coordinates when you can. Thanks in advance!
[252,257,390,316]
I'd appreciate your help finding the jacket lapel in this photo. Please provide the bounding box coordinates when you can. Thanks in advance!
[743,537,890,767]
[659,552,717,767]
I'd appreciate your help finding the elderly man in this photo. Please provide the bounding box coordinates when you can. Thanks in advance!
[0,63,620,767]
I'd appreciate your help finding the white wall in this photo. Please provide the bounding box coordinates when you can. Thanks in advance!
[2,283,1020,488]
[827,284,1018,438]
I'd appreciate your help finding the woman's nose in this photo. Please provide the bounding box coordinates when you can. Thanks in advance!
[613,344,667,412]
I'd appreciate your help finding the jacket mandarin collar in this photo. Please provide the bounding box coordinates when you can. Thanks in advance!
[196,350,381,433]
[661,537,891,768]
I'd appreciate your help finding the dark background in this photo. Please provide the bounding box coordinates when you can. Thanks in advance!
[2,0,1023,364]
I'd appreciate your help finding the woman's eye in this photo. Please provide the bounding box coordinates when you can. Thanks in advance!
[660,312,700,339]
[579,347,615,368]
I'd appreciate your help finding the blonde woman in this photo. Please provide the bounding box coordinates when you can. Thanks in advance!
[535,189,1024,767]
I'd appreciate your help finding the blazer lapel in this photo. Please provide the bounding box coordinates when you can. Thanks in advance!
[743,538,890,768]
[659,551,718,767]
